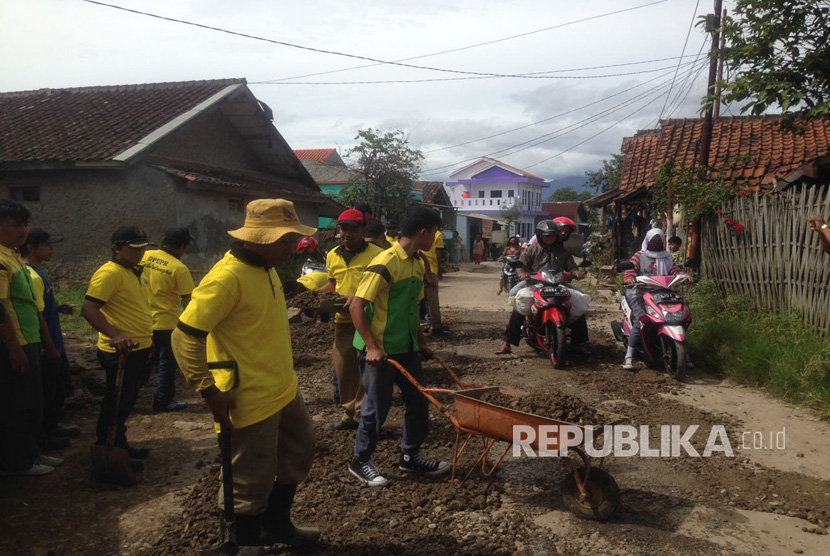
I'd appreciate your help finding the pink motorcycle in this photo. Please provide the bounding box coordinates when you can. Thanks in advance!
[611,262,691,380]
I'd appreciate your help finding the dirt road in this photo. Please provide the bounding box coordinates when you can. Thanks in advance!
[2,261,829,555]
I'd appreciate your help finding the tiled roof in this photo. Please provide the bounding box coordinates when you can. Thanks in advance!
[483,157,546,182]
[293,148,342,165]
[542,201,582,219]
[0,79,244,164]
[149,158,344,217]
[619,115,830,193]
[414,181,446,204]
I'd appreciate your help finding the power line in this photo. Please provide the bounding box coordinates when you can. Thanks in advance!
[663,39,708,118]
[420,59,708,176]
[423,64,691,155]
[252,62,696,85]
[658,0,701,121]
[81,0,672,80]
[258,0,671,82]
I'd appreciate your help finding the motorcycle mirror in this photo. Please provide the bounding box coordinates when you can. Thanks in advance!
[578,259,592,268]
[684,257,700,268]
[617,261,635,272]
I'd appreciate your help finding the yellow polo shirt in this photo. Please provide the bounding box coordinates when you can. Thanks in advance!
[386,233,399,245]
[85,261,154,353]
[326,241,383,324]
[28,267,45,312]
[178,249,297,430]
[141,249,195,331]
[420,229,445,274]
[296,271,329,291]
[0,244,40,346]
[353,242,424,354]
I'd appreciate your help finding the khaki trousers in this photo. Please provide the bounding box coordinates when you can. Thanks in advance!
[425,282,442,329]
[333,322,363,424]
[219,392,315,515]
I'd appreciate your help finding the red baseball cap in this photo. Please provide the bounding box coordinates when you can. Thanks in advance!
[338,209,366,226]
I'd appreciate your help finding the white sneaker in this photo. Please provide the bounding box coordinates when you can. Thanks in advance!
[13,463,55,476]
[39,455,63,467]
[622,357,635,371]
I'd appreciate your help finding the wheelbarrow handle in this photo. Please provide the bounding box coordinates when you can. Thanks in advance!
[431,354,483,389]
[386,358,461,429]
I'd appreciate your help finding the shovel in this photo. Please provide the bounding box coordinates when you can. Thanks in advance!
[90,352,138,486]
[198,362,265,556]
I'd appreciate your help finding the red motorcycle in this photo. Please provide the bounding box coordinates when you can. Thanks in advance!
[518,267,576,369]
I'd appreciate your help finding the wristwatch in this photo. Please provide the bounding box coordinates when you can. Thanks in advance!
[822,224,829,231]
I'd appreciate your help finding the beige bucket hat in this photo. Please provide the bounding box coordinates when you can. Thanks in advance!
[228,199,317,244]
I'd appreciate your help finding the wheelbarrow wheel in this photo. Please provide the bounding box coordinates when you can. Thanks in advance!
[561,467,620,521]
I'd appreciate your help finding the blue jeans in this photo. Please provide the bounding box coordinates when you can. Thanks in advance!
[353,350,429,462]
[152,330,177,408]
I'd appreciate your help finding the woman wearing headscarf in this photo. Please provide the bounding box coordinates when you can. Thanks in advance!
[621,228,680,371]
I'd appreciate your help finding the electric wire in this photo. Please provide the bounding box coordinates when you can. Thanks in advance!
[419,59,709,177]
[80,0,674,80]
[255,0,672,82]
[657,0,701,121]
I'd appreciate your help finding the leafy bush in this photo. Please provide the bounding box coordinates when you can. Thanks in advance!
[687,280,830,418]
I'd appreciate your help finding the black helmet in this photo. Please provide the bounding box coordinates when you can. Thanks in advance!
[535,220,561,236]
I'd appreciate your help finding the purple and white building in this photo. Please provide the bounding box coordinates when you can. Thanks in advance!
[445,157,550,240]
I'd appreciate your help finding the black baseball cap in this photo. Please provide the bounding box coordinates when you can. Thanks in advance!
[163,227,193,246]
[111,226,156,248]
[26,227,62,246]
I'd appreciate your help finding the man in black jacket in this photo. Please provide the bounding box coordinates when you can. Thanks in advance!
[495,220,589,355]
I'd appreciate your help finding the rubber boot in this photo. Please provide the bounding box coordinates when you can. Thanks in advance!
[234,514,264,546]
[261,484,321,547]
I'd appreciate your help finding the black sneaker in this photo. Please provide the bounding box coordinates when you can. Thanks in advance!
[348,457,388,487]
[399,452,450,476]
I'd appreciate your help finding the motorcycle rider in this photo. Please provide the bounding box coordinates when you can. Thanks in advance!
[495,220,588,355]
[497,236,523,295]
[621,228,687,371]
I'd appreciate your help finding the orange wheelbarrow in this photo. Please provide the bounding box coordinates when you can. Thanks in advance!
[387,355,620,521]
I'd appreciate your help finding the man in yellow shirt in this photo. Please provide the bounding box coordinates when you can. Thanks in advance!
[421,228,447,335]
[141,227,195,412]
[385,220,400,245]
[348,206,449,487]
[320,209,382,431]
[81,226,155,467]
[172,199,319,548]
[0,200,57,476]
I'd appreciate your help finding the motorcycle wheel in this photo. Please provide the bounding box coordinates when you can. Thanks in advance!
[660,337,687,380]
[547,325,567,369]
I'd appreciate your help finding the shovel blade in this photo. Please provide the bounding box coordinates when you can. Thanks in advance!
[90,444,138,486]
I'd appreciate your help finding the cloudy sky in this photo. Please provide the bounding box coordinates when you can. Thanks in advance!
[3,0,731,182]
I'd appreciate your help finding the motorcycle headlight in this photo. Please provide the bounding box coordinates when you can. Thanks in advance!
[645,305,661,319]
[665,312,683,325]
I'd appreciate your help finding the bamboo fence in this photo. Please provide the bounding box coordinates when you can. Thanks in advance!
[701,183,830,332]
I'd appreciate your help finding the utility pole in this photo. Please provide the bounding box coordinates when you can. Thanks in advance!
[713,8,727,119]
[687,0,723,266]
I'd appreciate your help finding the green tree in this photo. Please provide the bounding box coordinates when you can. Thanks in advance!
[548,186,591,202]
[584,154,624,193]
[499,204,521,236]
[717,1,830,119]
[337,128,424,220]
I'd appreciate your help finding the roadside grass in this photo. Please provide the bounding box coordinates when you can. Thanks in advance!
[54,284,98,345]
[687,280,830,418]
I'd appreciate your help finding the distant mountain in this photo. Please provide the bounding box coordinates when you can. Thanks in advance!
[550,175,591,193]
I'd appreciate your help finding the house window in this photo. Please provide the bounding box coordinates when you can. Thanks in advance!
[490,190,502,198]
[508,190,514,197]
[229,199,243,212]
[478,191,485,198]
[10,186,40,202]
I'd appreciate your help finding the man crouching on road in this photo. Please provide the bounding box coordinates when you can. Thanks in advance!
[348,205,450,487]
[171,199,320,548]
